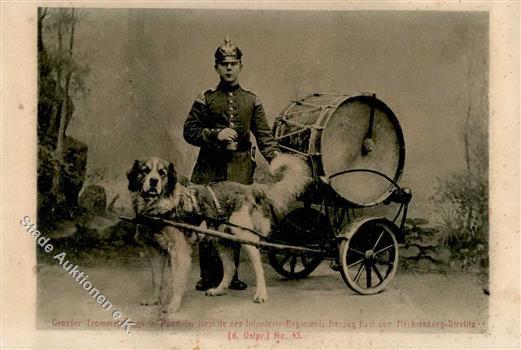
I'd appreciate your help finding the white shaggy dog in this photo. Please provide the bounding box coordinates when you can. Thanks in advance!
[128,154,311,313]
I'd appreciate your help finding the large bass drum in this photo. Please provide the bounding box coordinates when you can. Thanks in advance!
[273,92,405,207]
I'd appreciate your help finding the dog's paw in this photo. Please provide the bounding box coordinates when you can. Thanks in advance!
[205,287,226,297]
[140,297,160,306]
[252,290,267,303]
[161,301,180,314]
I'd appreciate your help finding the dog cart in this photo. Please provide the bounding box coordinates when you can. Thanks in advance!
[266,92,412,295]
[125,92,411,296]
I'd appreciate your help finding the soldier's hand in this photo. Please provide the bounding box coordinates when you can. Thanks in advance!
[217,128,238,142]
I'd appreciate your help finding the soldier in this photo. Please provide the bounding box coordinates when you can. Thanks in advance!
[183,37,280,291]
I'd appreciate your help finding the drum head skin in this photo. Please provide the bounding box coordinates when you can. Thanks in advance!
[321,95,405,206]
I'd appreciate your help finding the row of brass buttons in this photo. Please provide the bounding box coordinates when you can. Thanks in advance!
[228,92,235,124]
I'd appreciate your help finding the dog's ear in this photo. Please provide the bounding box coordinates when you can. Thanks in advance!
[127,159,142,192]
[166,162,178,195]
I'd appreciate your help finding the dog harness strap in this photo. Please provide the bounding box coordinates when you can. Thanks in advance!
[188,190,200,214]
[206,185,222,213]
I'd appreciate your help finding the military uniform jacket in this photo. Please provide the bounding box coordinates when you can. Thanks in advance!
[183,83,280,185]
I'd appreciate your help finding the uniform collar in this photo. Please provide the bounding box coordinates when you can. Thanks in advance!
[217,82,241,92]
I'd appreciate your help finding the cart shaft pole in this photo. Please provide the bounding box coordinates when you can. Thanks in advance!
[121,216,323,254]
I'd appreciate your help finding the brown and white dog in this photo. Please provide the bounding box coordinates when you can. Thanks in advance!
[127,157,179,308]
[127,154,311,314]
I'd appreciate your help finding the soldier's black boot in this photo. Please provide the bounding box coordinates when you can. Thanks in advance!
[229,246,247,290]
[196,241,222,291]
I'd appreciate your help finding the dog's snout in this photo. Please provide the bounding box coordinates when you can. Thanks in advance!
[149,178,159,187]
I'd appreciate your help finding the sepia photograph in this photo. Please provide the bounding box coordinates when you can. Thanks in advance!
[1,2,519,349]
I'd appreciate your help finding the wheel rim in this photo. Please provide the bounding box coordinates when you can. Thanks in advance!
[268,249,323,279]
[339,220,398,294]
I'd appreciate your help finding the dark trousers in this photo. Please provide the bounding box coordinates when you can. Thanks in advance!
[199,240,241,283]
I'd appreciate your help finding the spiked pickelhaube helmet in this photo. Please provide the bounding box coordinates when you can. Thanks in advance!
[214,36,243,64]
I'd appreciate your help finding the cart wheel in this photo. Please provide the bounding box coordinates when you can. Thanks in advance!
[268,207,331,279]
[268,249,323,279]
[339,219,399,294]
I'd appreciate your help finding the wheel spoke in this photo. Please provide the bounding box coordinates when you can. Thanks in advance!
[347,258,364,269]
[290,256,297,273]
[301,255,309,267]
[372,230,385,251]
[374,244,394,256]
[279,253,292,267]
[348,247,365,256]
[366,263,372,288]
[372,264,384,283]
[354,263,365,283]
